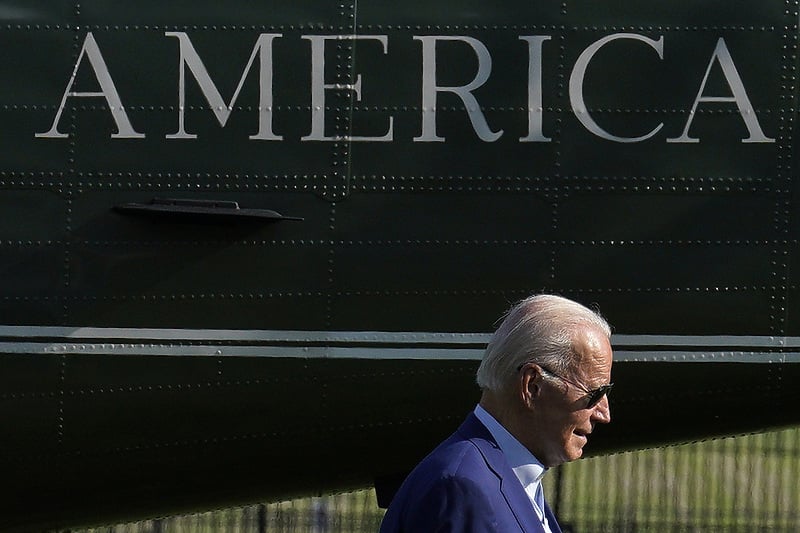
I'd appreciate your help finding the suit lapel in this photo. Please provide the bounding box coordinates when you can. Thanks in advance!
[458,414,545,532]
[544,501,562,533]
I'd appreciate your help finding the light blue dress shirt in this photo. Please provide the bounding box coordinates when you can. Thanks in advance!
[474,404,553,532]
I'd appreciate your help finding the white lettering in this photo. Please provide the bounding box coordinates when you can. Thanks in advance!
[33,32,772,147]
[36,32,144,139]
[519,36,551,142]
[667,38,774,144]
[570,33,664,143]
[301,35,393,142]
[165,32,282,140]
[414,36,502,142]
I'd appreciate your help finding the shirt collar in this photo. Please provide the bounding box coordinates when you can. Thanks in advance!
[474,404,547,486]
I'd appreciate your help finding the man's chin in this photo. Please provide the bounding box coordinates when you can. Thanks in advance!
[567,440,587,461]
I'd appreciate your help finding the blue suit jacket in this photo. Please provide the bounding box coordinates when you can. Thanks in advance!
[380,413,562,532]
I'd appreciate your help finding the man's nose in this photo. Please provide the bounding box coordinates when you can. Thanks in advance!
[591,395,611,424]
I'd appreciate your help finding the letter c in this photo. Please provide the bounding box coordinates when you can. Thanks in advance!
[569,33,664,143]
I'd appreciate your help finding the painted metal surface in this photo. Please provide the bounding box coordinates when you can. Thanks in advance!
[0,0,798,530]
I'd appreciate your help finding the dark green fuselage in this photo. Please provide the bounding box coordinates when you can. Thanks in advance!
[1,1,799,530]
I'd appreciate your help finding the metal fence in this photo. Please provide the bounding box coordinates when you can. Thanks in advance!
[554,428,800,532]
[76,427,800,533]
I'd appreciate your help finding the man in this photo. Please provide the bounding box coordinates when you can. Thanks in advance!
[380,294,613,532]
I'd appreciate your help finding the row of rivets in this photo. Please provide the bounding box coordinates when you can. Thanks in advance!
[2,104,783,114]
[0,286,787,301]
[0,176,772,184]
[20,239,790,246]
[1,24,784,31]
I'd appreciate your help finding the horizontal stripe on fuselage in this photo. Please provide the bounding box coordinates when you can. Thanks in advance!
[0,325,799,363]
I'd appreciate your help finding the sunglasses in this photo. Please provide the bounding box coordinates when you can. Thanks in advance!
[518,363,613,409]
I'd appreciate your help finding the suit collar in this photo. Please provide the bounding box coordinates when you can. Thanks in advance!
[456,413,551,532]
[474,405,547,486]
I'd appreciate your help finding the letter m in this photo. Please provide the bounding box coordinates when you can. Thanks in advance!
[165,32,282,140]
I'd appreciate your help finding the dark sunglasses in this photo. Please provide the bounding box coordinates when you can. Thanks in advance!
[518,363,613,409]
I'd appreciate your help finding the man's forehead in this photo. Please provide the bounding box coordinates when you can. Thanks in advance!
[573,324,611,353]
[571,325,613,371]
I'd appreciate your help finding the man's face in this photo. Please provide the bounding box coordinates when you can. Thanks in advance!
[528,326,613,467]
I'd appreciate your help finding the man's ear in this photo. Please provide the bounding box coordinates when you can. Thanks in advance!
[520,364,543,407]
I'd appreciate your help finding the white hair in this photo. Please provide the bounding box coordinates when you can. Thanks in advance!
[476,294,611,392]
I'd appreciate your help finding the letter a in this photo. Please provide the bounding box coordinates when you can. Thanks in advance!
[668,38,774,143]
[36,32,144,139]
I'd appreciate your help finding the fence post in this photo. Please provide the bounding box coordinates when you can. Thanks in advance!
[257,503,267,533]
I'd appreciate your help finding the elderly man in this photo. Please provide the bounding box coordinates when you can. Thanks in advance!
[380,294,613,532]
